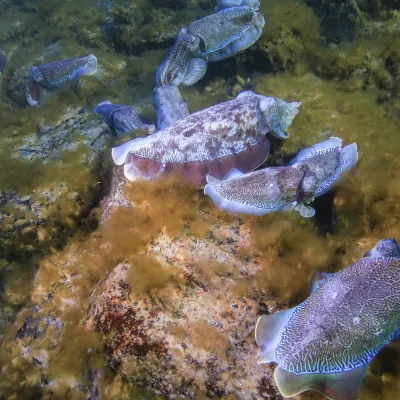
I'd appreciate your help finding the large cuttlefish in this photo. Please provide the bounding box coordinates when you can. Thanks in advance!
[204,137,358,217]
[156,1,264,86]
[25,54,97,106]
[111,91,301,186]
[255,238,400,400]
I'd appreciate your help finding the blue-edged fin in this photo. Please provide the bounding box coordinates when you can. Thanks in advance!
[205,175,221,184]
[93,100,111,111]
[204,183,273,216]
[294,203,315,218]
[363,238,400,258]
[274,364,369,400]
[288,137,343,166]
[310,271,333,293]
[216,0,260,12]
[341,143,358,173]
[223,168,245,180]
[81,54,98,75]
[255,308,294,364]
[111,138,142,166]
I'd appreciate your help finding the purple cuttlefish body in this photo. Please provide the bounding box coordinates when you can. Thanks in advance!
[25,54,97,106]
[112,91,301,187]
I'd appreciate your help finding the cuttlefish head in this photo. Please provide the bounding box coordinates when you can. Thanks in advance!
[363,238,400,258]
[257,97,302,139]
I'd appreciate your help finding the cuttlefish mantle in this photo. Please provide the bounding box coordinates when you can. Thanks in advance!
[255,238,400,400]
[93,100,155,135]
[25,54,97,106]
[204,164,318,217]
[204,136,358,218]
[156,5,264,86]
[111,91,300,186]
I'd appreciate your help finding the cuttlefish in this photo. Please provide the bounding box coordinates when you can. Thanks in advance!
[93,100,155,135]
[156,5,264,86]
[255,238,400,400]
[154,85,190,130]
[111,91,301,186]
[216,0,260,12]
[25,54,97,106]
[204,137,358,217]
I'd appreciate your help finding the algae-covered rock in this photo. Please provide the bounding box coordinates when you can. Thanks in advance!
[0,108,111,260]
[306,0,365,42]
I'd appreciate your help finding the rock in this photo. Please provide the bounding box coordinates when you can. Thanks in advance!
[0,108,112,259]
[85,233,280,399]
[305,0,365,42]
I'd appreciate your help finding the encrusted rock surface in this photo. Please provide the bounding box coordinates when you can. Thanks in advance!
[0,108,111,259]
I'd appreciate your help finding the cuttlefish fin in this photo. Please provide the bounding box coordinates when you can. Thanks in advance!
[223,168,245,180]
[310,271,333,293]
[341,143,358,173]
[206,175,221,184]
[288,137,343,166]
[294,203,315,218]
[111,138,143,166]
[272,128,290,140]
[255,308,295,364]
[274,364,369,400]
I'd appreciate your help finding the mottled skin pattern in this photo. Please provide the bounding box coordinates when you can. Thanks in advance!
[93,102,155,135]
[113,91,301,185]
[207,166,316,210]
[157,4,264,86]
[298,148,343,196]
[126,94,263,163]
[188,6,256,54]
[275,256,400,374]
[207,10,265,62]
[29,54,97,88]
[154,85,190,130]
[156,28,207,87]
[26,54,97,106]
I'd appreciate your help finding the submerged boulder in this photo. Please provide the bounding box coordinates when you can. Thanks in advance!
[0,108,111,259]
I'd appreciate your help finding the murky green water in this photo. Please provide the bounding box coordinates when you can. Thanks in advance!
[0,0,400,399]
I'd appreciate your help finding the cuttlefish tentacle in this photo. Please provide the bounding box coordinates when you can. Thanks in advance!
[255,238,400,400]
[156,28,207,87]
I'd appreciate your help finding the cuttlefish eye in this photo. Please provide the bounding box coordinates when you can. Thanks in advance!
[199,37,206,53]
[30,66,44,82]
